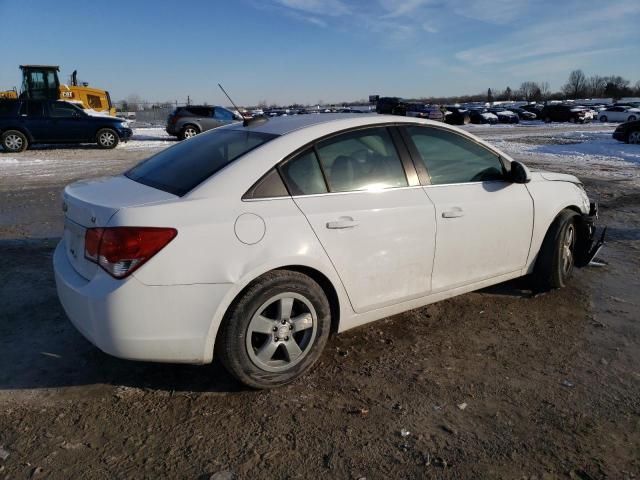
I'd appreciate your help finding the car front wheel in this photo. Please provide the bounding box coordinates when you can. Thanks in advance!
[217,270,331,389]
[1,130,29,152]
[96,128,119,149]
[628,115,637,122]
[532,210,579,291]
[599,115,608,122]
[629,130,640,144]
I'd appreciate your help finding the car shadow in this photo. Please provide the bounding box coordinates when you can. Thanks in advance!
[0,238,244,393]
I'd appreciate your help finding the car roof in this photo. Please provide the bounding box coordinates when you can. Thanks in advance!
[226,113,393,135]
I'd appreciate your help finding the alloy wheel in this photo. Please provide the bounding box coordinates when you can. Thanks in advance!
[184,127,198,138]
[99,131,116,147]
[4,134,23,151]
[629,131,640,145]
[561,223,575,276]
[246,293,317,372]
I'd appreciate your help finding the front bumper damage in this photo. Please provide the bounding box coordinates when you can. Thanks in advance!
[576,201,607,267]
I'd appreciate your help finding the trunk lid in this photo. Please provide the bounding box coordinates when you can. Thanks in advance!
[62,175,177,280]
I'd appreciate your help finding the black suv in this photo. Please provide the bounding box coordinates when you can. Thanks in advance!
[540,104,589,123]
[0,99,132,152]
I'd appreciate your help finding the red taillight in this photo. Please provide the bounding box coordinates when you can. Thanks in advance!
[84,227,177,279]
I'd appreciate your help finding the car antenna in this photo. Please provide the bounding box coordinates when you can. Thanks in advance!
[217,83,268,127]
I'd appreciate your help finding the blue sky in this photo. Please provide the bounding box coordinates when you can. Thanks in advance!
[0,0,638,105]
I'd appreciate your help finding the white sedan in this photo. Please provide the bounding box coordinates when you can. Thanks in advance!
[598,106,640,123]
[54,114,603,388]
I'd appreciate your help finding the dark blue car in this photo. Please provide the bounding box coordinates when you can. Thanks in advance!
[0,99,133,152]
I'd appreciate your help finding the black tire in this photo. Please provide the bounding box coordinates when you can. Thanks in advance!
[217,270,331,389]
[569,116,576,123]
[544,116,552,123]
[1,130,29,152]
[599,115,607,122]
[532,210,579,292]
[628,129,640,145]
[628,115,637,122]
[96,128,119,149]
[179,124,200,140]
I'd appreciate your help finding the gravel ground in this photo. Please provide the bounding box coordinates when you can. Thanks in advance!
[0,122,639,479]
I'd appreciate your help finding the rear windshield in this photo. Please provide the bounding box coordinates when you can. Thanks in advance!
[126,129,278,196]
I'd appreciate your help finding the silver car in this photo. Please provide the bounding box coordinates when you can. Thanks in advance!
[166,105,241,140]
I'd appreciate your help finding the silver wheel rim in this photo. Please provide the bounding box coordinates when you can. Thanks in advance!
[561,223,575,275]
[629,131,640,144]
[629,116,637,122]
[184,127,197,138]
[99,131,116,147]
[5,134,23,151]
[246,292,317,372]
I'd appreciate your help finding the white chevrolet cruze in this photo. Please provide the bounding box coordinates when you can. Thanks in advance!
[54,114,603,388]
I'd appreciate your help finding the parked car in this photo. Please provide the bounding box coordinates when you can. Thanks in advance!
[488,108,520,124]
[520,104,544,117]
[612,119,640,144]
[468,109,498,124]
[54,114,603,388]
[375,97,405,115]
[406,103,444,121]
[444,106,471,125]
[597,106,640,123]
[507,107,537,120]
[0,99,132,152]
[540,104,590,123]
[166,105,241,140]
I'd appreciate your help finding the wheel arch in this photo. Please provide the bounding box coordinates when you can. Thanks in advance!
[204,263,344,364]
[1,126,34,142]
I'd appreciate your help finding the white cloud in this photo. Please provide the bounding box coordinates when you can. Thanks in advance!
[274,0,351,16]
[452,0,529,24]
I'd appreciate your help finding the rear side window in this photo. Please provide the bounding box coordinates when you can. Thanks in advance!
[405,126,505,185]
[20,101,44,117]
[280,149,328,195]
[0,101,18,117]
[185,106,212,117]
[126,129,278,196]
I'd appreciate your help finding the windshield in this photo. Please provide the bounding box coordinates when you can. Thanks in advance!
[126,129,278,196]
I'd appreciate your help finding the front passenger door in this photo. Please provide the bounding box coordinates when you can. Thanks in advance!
[402,126,534,292]
[47,101,90,141]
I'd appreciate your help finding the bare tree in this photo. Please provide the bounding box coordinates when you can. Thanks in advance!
[487,88,493,103]
[635,80,640,96]
[562,70,587,99]
[126,94,143,111]
[539,81,551,100]
[587,75,606,97]
[520,81,541,101]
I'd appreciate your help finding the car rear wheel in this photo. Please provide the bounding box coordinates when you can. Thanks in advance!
[532,210,579,291]
[544,116,552,123]
[217,270,331,389]
[599,115,607,122]
[629,130,640,144]
[569,117,576,123]
[1,130,29,152]
[96,128,119,149]
[628,115,637,122]
[180,125,199,140]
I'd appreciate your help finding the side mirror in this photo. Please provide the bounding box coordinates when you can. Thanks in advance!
[510,160,531,184]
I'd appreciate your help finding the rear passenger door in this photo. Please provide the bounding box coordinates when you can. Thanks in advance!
[282,126,437,313]
[401,125,533,292]
[18,101,48,141]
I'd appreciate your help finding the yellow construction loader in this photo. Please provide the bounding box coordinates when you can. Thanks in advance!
[0,65,116,116]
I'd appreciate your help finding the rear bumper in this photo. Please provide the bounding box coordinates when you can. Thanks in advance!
[53,241,232,364]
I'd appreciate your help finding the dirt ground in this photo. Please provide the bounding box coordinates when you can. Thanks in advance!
[0,124,639,479]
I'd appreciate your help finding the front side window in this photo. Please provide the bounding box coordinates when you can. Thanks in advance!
[280,149,328,196]
[126,129,277,196]
[405,126,505,185]
[315,127,407,192]
[50,101,81,118]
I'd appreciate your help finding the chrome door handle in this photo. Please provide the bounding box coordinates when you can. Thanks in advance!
[326,217,358,229]
[442,208,464,218]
